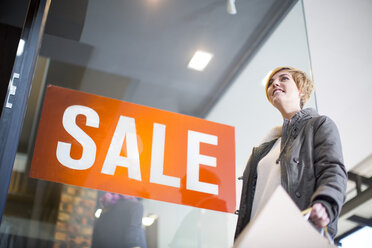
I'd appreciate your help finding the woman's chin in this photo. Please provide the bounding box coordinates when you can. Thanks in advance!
[271,99,283,109]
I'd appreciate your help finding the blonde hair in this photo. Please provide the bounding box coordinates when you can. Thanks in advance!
[265,66,314,108]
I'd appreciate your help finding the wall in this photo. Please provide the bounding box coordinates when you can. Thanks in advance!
[303,0,372,170]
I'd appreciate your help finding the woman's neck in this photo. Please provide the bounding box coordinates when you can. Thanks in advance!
[279,106,301,120]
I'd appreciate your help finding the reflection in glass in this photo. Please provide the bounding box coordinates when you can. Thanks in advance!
[92,193,146,248]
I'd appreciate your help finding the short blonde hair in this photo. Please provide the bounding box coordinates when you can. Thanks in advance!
[265,66,314,108]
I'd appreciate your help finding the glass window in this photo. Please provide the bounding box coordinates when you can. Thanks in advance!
[0,1,313,247]
[339,227,372,248]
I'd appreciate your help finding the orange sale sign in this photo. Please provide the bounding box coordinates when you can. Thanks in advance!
[30,86,236,212]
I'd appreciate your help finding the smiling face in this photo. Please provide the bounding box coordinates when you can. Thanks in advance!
[266,70,302,111]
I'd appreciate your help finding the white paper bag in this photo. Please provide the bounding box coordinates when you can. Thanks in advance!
[233,186,335,248]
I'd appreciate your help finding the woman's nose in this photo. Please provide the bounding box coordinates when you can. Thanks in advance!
[273,80,280,87]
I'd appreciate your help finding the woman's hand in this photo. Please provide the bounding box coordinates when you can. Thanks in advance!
[310,203,330,228]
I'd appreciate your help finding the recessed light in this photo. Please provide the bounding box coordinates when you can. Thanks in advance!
[142,214,158,226]
[188,50,213,71]
[227,0,237,15]
[95,208,102,218]
[17,39,25,56]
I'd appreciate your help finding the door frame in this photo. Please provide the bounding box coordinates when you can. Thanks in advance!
[0,0,51,223]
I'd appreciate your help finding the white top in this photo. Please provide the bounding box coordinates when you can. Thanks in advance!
[250,137,281,219]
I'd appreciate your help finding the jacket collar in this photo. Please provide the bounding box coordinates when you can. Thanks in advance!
[283,108,318,125]
[259,108,319,145]
[283,108,318,134]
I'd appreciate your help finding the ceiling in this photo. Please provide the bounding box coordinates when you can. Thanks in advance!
[39,0,297,117]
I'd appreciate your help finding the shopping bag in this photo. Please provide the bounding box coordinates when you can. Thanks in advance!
[233,186,336,248]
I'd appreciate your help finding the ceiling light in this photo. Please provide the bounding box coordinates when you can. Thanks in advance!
[188,50,213,71]
[17,39,25,56]
[95,208,102,218]
[142,214,158,226]
[227,0,237,15]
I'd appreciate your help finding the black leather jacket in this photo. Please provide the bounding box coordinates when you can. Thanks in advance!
[234,108,347,239]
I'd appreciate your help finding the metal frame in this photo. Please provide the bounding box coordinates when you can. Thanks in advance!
[334,225,364,244]
[0,0,50,223]
[335,216,372,244]
[335,171,372,243]
[348,171,372,194]
[347,215,372,227]
[341,173,372,216]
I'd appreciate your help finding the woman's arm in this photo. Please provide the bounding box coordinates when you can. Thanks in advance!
[311,116,348,225]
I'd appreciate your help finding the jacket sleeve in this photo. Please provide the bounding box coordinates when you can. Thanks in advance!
[310,116,348,223]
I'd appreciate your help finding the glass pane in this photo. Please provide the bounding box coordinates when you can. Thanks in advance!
[0,1,313,248]
[340,227,372,248]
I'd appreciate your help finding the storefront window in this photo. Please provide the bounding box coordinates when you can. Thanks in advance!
[0,1,313,247]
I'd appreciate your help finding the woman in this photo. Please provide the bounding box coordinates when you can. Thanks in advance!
[234,66,347,240]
